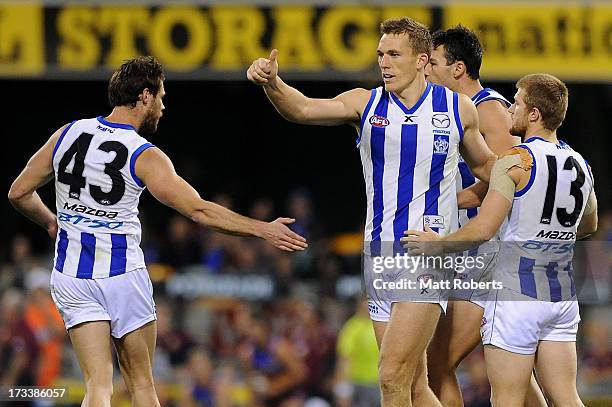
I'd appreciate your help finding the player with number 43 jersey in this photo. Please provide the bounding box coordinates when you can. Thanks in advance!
[8,56,306,407]
[52,117,153,278]
[403,73,597,407]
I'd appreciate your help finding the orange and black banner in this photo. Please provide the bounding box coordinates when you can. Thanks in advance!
[0,2,610,81]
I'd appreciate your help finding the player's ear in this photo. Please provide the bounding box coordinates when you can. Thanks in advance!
[453,61,466,79]
[416,53,429,69]
[528,107,540,123]
[140,88,152,105]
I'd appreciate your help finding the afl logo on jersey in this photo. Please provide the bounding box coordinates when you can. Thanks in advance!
[431,113,450,128]
[369,115,390,128]
[433,135,450,155]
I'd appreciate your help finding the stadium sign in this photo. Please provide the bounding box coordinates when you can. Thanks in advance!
[0,3,610,81]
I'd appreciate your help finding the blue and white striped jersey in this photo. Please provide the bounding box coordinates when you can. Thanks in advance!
[52,117,154,279]
[457,87,511,227]
[498,137,593,301]
[358,83,463,254]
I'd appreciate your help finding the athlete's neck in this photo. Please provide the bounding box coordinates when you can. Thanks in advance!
[524,127,559,144]
[394,75,428,109]
[457,79,483,100]
[105,107,144,131]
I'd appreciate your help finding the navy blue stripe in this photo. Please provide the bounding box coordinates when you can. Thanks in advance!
[370,92,389,251]
[109,234,128,277]
[97,116,136,131]
[392,124,418,242]
[55,228,68,272]
[52,121,76,160]
[357,89,377,146]
[452,92,464,141]
[390,82,432,114]
[424,136,449,233]
[458,161,478,219]
[471,88,488,105]
[431,84,448,112]
[546,261,562,302]
[565,261,575,297]
[514,145,537,197]
[130,143,155,187]
[583,159,593,182]
[475,96,511,108]
[76,233,96,279]
[518,256,537,298]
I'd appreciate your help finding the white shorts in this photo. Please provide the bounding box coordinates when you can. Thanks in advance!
[451,251,498,309]
[368,297,448,322]
[481,288,579,355]
[50,268,156,338]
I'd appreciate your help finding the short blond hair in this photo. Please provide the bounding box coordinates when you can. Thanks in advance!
[380,17,432,57]
[517,73,569,131]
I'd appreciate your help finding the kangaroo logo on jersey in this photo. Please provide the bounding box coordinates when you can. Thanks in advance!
[431,113,450,128]
[369,115,390,128]
[433,135,450,155]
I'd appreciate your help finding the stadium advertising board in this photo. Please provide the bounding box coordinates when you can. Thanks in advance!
[0,2,610,80]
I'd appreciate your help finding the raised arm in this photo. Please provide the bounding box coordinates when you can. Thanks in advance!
[8,125,67,238]
[247,49,370,127]
[135,147,307,252]
[457,94,497,182]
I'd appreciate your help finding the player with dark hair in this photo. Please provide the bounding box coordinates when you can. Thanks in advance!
[425,26,549,406]
[8,56,307,407]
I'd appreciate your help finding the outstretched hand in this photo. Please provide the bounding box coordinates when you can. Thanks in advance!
[400,226,443,255]
[261,217,308,252]
[247,49,279,85]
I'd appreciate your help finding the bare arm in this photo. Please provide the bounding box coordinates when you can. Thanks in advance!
[247,49,370,126]
[458,95,497,182]
[477,100,521,154]
[135,148,307,252]
[457,180,488,209]
[577,189,598,239]
[8,125,67,238]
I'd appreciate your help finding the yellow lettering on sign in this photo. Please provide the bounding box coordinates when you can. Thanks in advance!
[0,4,44,75]
[318,6,378,70]
[57,7,100,70]
[149,7,211,70]
[210,6,266,69]
[98,7,149,67]
[381,6,432,28]
[271,6,322,69]
[444,5,612,81]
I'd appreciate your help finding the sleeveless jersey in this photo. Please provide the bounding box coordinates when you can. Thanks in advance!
[457,88,511,227]
[52,116,154,279]
[498,137,594,301]
[358,83,463,255]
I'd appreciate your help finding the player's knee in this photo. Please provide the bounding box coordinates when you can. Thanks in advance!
[126,371,156,394]
[379,358,413,393]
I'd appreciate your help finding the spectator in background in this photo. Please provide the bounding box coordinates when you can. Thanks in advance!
[333,300,379,407]
[0,289,39,407]
[184,347,231,407]
[23,270,65,387]
[158,215,202,269]
[156,299,195,368]
[580,321,612,395]
[236,308,306,406]
[1,235,34,291]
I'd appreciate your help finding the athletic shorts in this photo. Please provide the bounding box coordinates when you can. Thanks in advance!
[364,254,451,322]
[450,251,497,309]
[50,268,156,339]
[481,288,579,355]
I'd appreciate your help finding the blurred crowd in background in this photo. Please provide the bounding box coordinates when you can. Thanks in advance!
[2,190,612,407]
